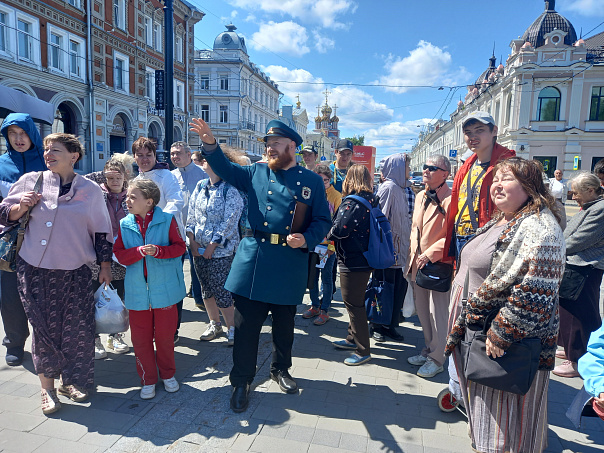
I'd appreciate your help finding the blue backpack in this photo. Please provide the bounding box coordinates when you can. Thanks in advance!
[345,195,396,269]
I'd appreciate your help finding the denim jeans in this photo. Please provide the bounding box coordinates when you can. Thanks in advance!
[309,253,336,312]
[455,234,475,260]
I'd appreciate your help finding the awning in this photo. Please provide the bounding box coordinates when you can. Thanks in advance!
[0,85,55,125]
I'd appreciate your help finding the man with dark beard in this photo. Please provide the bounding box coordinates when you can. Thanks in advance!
[189,118,331,413]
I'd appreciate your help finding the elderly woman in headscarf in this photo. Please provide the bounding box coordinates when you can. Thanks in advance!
[370,153,414,343]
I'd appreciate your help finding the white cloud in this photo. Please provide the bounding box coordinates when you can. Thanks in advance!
[561,0,604,16]
[312,29,335,53]
[244,13,257,23]
[250,21,310,57]
[220,10,239,22]
[365,120,432,155]
[377,41,471,94]
[227,0,355,29]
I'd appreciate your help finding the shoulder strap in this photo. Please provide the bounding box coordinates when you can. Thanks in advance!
[345,194,372,211]
[20,172,44,227]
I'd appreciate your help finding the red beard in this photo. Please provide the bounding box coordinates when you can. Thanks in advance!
[268,152,294,171]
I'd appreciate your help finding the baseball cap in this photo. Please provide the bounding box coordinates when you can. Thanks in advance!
[462,111,496,128]
[335,139,354,152]
[301,145,318,154]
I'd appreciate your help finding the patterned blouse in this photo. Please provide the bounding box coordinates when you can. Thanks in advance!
[186,179,244,258]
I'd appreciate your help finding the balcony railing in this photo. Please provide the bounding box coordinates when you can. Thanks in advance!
[240,121,255,131]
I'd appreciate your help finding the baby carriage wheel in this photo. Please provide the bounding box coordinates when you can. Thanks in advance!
[437,387,460,413]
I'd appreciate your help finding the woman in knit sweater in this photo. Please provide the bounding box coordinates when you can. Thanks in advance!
[444,157,565,453]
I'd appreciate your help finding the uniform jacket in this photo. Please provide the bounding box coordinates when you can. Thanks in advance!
[118,207,186,310]
[407,182,452,279]
[0,113,47,198]
[564,196,604,270]
[443,143,515,257]
[202,142,331,305]
[445,208,565,370]
[0,171,113,270]
[135,165,184,235]
[579,322,604,399]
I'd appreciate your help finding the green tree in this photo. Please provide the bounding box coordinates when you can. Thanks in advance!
[345,135,364,146]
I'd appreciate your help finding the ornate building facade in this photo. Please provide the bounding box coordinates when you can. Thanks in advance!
[0,0,203,171]
[191,24,280,159]
[411,0,604,178]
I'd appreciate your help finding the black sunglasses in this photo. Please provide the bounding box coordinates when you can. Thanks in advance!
[423,164,445,172]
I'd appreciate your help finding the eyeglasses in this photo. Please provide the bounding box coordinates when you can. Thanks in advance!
[423,164,446,172]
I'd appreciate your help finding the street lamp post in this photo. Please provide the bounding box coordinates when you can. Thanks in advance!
[163,0,174,155]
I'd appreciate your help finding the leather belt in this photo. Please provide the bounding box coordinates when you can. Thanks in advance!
[243,228,288,246]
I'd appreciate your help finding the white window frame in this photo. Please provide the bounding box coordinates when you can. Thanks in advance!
[199,74,209,90]
[201,104,209,122]
[15,11,40,66]
[113,0,126,31]
[114,51,129,93]
[174,35,183,63]
[219,105,228,123]
[66,0,81,9]
[153,23,162,52]
[174,80,184,110]
[68,35,85,79]
[145,67,155,101]
[220,74,229,91]
[144,16,152,47]
[48,28,65,73]
[0,8,12,57]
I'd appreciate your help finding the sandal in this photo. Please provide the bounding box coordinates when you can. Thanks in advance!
[58,383,89,402]
[41,389,61,415]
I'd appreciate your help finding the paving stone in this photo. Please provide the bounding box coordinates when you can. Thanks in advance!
[311,428,341,447]
[0,411,46,431]
[0,428,49,452]
[249,435,309,453]
[260,423,290,438]
[285,424,315,443]
[0,393,43,414]
[78,431,122,448]
[338,432,369,452]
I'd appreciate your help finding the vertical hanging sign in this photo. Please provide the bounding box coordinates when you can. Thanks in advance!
[155,70,165,110]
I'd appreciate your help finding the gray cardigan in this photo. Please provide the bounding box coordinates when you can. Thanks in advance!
[565,196,604,270]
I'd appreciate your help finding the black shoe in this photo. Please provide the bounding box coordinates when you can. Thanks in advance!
[5,347,24,366]
[399,311,405,323]
[195,302,206,311]
[230,384,250,413]
[270,370,298,394]
[383,328,405,342]
[370,325,385,342]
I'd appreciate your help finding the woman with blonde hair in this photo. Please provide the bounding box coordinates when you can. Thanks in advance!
[328,164,377,366]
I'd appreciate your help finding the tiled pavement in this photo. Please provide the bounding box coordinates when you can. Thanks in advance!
[0,261,603,452]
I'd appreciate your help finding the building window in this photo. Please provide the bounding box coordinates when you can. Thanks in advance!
[67,0,81,8]
[220,75,229,91]
[114,52,129,92]
[17,19,33,60]
[0,12,9,53]
[590,87,604,121]
[220,105,228,123]
[201,104,209,122]
[153,23,162,52]
[505,93,512,125]
[174,81,184,110]
[174,35,183,63]
[69,40,82,77]
[113,0,125,30]
[145,68,155,101]
[199,74,209,90]
[49,32,63,71]
[144,17,152,47]
[537,87,560,121]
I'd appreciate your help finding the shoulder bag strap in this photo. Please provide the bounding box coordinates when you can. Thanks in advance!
[455,164,487,231]
[15,171,44,250]
[345,194,372,211]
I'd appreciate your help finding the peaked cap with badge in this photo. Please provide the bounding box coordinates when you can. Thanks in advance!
[264,120,303,147]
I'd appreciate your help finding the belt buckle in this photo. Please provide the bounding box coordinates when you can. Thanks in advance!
[270,233,279,245]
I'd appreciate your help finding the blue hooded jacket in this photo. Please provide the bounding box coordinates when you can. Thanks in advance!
[0,113,47,197]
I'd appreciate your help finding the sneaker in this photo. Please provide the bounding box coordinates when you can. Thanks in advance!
[200,320,223,341]
[41,389,61,415]
[163,377,179,393]
[106,333,129,354]
[333,339,356,350]
[407,354,428,366]
[302,306,320,319]
[552,360,580,378]
[5,347,24,366]
[95,337,107,360]
[344,354,372,366]
[417,357,444,378]
[313,310,330,326]
[227,326,235,346]
[140,384,156,399]
[58,383,89,402]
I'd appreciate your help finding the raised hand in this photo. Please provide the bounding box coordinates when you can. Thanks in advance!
[189,118,216,145]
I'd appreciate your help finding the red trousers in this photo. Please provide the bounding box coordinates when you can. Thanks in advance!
[128,305,177,386]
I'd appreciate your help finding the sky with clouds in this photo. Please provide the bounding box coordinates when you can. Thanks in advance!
[189,0,604,160]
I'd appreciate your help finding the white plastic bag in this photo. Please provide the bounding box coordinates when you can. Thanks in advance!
[94,284,129,334]
[402,277,417,318]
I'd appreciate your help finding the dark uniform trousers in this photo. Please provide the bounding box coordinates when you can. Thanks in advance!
[0,270,30,349]
[230,294,297,386]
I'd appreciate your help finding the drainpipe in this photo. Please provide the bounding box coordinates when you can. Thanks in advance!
[86,0,95,171]
[184,14,189,142]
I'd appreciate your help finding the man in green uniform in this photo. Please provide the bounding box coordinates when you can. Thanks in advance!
[190,118,331,413]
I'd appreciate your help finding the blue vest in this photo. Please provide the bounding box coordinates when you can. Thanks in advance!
[119,207,186,311]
